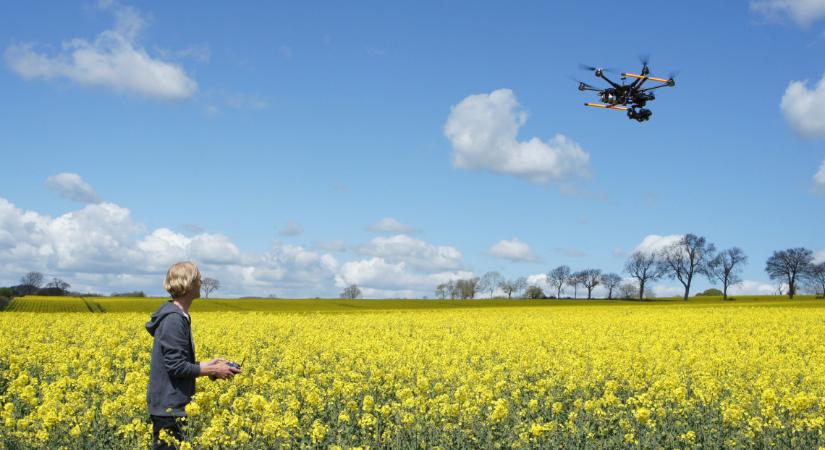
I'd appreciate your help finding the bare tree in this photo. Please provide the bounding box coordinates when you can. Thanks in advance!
[455,277,481,299]
[446,280,457,299]
[659,234,716,301]
[478,272,503,299]
[765,248,814,299]
[601,273,622,299]
[19,271,44,295]
[201,277,220,298]
[568,271,587,299]
[435,283,448,299]
[808,262,825,298]
[625,251,663,301]
[706,247,747,300]
[547,265,571,299]
[340,284,362,299]
[46,277,71,293]
[525,285,545,299]
[514,277,528,299]
[498,279,516,299]
[618,283,637,299]
[580,269,601,299]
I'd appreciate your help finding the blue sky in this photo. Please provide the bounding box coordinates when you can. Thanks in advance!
[0,0,823,297]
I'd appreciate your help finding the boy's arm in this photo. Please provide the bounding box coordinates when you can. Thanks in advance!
[158,315,201,378]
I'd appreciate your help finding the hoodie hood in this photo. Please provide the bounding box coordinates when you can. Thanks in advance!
[145,300,188,336]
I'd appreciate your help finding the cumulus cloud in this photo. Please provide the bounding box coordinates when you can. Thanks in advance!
[814,160,825,193]
[334,257,472,295]
[487,238,538,262]
[278,221,304,237]
[634,234,684,254]
[0,196,341,297]
[814,248,825,263]
[4,2,197,100]
[367,217,417,233]
[44,173,102,204]
[356,234,463,270]
[750,0,825,27]
[728,280,781,296]
[444,89,590,184]
[780,74,825,138]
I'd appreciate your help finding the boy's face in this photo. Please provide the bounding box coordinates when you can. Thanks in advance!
[193,274,202,299]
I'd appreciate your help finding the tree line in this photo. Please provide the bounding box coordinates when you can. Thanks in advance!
[434,236,825,301]
[2,272,222,299]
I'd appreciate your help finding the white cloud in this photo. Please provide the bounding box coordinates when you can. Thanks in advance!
[728,280,780,296]
[750,0,825,27]
[444,89,590,184]
[368,217,417,233]
[487,238,538,262]
[780,74,825,138]
[356,234,463,270]
[334,257,472,296]
[0,196,341,297]
[278,221,304,237]
[634,234,684,254]
[4,2,197,100]
[526,273,549,289]
[814,160,825,193]
[814,248,825,263]
[44,173,102,204]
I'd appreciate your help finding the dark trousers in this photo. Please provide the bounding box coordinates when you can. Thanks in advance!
[150,415,186,450]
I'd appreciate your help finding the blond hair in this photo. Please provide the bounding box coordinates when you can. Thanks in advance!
[164,261,200,298]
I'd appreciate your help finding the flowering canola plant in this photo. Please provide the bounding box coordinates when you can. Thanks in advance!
[1,300,825,449]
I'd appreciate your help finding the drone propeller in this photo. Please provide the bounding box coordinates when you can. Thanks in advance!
[638,53,650,66]
[578,63,616,73]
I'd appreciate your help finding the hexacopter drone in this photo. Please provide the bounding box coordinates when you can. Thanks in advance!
[576,57,676,122]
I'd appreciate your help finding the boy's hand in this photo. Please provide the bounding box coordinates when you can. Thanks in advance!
[201,358,241,380]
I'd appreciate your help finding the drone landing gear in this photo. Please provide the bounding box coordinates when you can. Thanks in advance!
[627,107,652,122]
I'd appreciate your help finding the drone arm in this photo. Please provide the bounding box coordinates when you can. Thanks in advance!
[639,83,672,92]
[597,73,622,89]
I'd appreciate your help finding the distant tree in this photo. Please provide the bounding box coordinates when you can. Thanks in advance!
[601,273,622,299]
[696,288,724,297]
[808,262,825,298]
[547,265,571,299]
[775,281,786,297]
[46,278,71,293]
[340,284,362,299]
[659,234,716,301]
[765,248,814,299]
[618,283,637,299]
[201,277,220,298]
[580,269,602,299]
[498,279,517,299]
[455,277,480,299]
[446,280,458,299]
[706,247,747,300]
[568,271,587,299]
[478,271,503,299]
[514,277,528,299]
[625,251,663,301]
[525,285,545,299]
[111,291,146,297]
[19,272,44,295]
[435,283,448,299]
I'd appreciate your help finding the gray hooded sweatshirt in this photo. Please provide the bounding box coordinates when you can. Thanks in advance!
[145,300,200,417]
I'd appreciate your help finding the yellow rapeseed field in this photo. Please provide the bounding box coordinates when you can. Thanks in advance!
[1,297,824,449]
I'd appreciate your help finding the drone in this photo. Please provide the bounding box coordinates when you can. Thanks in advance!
[576,57,676,122]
